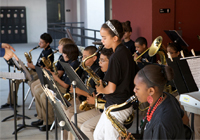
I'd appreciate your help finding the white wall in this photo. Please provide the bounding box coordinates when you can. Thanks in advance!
[65,0,105,46]
[0,0,47,43]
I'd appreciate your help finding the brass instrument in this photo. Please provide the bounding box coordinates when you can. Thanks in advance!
[132,51,138,57]
[52,60,59,75]
[105,95,137,139]
[134,36,166,65]
[24,45,40,63]
[79,45,105,111]
[41,50,58,69]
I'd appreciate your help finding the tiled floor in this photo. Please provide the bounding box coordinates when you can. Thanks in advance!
[0,43,143,140]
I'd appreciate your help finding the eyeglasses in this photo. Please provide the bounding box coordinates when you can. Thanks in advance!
[99,58,108,63]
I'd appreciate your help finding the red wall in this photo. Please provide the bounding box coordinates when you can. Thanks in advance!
[112,0,200,51]
[112,0,153,47]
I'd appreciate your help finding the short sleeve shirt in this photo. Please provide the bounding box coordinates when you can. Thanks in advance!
[104,43,138,111]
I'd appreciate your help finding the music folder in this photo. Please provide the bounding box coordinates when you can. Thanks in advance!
[59,61,95,95]
[164,30,189,47]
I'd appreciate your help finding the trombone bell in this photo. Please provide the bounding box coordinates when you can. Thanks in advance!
[148,36,163,57]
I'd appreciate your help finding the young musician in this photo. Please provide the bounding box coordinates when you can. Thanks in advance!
[133,37,157,69]
[94,20,138,140]
[167,42,182,58]
[134,64,185,139]
[63,45,104,139]
[122,21,135,54]
[30,38,75,131]
[69,48,113,140]
[1,33,54,108]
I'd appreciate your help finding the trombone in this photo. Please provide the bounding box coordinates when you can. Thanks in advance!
[134,36,163,61]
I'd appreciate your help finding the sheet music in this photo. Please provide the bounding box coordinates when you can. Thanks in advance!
[186,57,200,89]
[0,72,25,80]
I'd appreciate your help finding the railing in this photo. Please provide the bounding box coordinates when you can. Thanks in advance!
[47,22,101,49]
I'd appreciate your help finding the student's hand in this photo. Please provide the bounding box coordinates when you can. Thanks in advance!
[44,67,52,73]
[1,43,16,51]
[95,80,104,96]
[3,48,18,61]
[134,53,141,62]
[52,72,59,81]
[27,62,34,69]
[69,85,81,95]
[87,93,95,105]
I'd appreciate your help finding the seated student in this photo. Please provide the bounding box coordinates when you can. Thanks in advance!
[167,42,182,58]
[68,48,113,140]
[1,33,54,108]
[122,21,135,54]
[94,19,137,140]
[133,37,157,69]
[133,64,185,139]
[63,45,104,139]
[30,38,75,130]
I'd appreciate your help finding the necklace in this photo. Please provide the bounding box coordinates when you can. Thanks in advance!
[146,95,164,122]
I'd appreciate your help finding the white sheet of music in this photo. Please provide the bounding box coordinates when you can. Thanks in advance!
[0,72,25,80]
[186,57,200,89]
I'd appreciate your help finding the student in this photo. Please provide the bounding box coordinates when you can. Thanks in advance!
[1,33,54,108]
[134,37,157,69]
[167,42,182,58]
[93,19,138,140]
[0,43,18,60]
[134,64,185,139]
[122,20,135,54]
[30,38,75,131]
[69,48,113,140]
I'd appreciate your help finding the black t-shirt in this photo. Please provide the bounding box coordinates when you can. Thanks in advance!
[35,45,54,68]
[137,49,157,69]
[56,55,65,71]
[123,39,136,54]
[143,92,185,140]
[104,43,138,111]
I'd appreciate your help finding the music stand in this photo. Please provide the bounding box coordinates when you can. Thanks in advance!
[0,72,26,140]
[164,30,189,47]
[59,61,95,95]
[42,86,89,140]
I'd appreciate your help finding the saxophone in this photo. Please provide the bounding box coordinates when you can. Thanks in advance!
[79,45,105,111]
[24,45,40,63]
[105,95,137,140]
[41,50,58,70]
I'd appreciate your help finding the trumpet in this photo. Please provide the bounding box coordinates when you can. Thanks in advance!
[24,45,40,63]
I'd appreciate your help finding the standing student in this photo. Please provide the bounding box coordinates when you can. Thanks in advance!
[93,19,138,140]
[122,20,135,54]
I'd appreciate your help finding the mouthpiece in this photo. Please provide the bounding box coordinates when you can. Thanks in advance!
[33,46,40,50]
[126,95,137,103]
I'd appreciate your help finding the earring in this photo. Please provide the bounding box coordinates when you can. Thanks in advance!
[147,95,153,104]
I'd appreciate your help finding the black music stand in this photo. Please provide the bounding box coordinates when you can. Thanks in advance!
[36,67,71,140]
[59,61,95,95]
[42,86,88,140]
[167,57,199,138]
[164,30,189,47]
[12,59,35,134]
